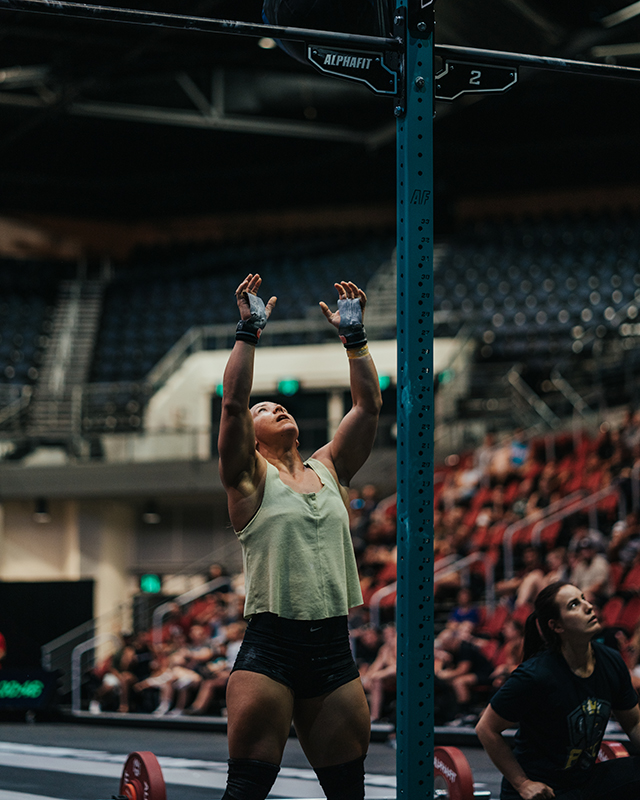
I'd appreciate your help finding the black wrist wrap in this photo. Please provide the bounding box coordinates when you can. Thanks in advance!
[236,293,268,345]
[337,297,367,349]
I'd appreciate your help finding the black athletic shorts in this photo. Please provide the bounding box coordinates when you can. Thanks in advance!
[231,612,360,698]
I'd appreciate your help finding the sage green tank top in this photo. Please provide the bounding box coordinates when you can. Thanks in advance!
[236,458,363,620]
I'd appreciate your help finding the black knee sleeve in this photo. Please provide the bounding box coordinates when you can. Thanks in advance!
[221,758,280,800]
[314,755,366,800]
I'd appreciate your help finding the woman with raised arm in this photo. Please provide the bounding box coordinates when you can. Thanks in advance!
[217,273,382,800]
[476,581,640,800]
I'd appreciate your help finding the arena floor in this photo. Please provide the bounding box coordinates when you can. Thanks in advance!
[0,722,502,799]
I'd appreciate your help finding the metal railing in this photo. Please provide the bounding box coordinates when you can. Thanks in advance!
[147,317,397,392]
[434,552,484,588]
[530,485,623,550]
[369,582,398,630]
[502,491,586,580]
[71,633,121,713]
[0,385,32,428]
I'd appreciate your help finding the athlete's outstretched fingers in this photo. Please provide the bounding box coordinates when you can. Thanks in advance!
[246,273,262,295]
[265,295,278,317]
[235,274,252,297]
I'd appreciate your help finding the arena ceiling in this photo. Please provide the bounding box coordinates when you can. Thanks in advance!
[0,0,639,225]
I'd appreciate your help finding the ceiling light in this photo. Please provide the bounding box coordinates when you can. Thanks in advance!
[601,1,640,28]
[33,498,51,524]
[258,37,277,49]
[592,42,640,58]
[142,501,161,525]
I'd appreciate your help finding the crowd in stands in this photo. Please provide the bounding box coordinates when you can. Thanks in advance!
[88,411,640,724]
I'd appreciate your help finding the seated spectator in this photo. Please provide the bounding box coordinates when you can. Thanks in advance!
[126,631,156,713]
[489,619,524,688]
[434,626,493,716]
[509,429,530,473]
[619,549,640,596]
[495,546,545,608]
[570,535,612,605]
[475,431,498,486]
[133,650,202,717]
[568,525,608,554]
[359,545,396,605]
[542,547,569,587]
[89,633,138,714]
[351,625,381,678]
[184,594,225,634]
[361,624,397,722]
[488,436,514,485]
[207,562,232,594]
[608,515,640,567]
[627,622,640,695]
[159,601,189,644]
[177,624,215,672]
[184,621,247,716]
[448,587,480,630]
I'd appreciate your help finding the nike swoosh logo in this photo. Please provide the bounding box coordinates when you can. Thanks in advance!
[310,626,322,632]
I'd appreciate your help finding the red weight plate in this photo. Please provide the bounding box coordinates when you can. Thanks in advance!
[434,745,475,800]
[120,751,167,800]
[597,740,629,762]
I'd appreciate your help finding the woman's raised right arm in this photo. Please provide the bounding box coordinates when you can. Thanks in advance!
[217,274,276,492]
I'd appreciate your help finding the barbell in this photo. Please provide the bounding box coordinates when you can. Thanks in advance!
[113,742,629,800]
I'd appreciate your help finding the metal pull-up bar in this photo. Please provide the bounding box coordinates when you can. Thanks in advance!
[0,0,401,50]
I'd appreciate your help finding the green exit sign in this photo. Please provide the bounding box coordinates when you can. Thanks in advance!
[140,574,162,593]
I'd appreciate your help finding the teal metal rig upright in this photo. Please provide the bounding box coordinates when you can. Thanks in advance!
[394,1,436,797]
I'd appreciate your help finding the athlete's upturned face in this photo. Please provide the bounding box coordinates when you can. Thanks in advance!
[553,584,602,639]
[251,402,299,445]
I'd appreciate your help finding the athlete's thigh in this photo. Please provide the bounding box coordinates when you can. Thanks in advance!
[226,670,295,763]
[293,677,370,768]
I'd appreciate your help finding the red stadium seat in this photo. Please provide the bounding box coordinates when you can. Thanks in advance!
[601,596,625,628]
[617,596,640,634]
[512,603,534,627]
[478,604,509,639]
[620,563,640,594]
[609,562,625,593]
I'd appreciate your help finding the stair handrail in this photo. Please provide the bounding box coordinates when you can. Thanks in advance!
[146,314,400,392]
[502,490,586,579]
[0,385,32,426]
[530,484,622,549]
[369,582,397,630]
[71,632,121,713]
[507,366,562,429]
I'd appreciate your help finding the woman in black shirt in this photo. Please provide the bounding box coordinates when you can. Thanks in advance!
[476,582,640,800]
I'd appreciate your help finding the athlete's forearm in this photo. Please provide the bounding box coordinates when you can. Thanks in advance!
[221,341,256,414]
[348,350,382,417]
[627,720,640,752]
[475,726,530,793]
